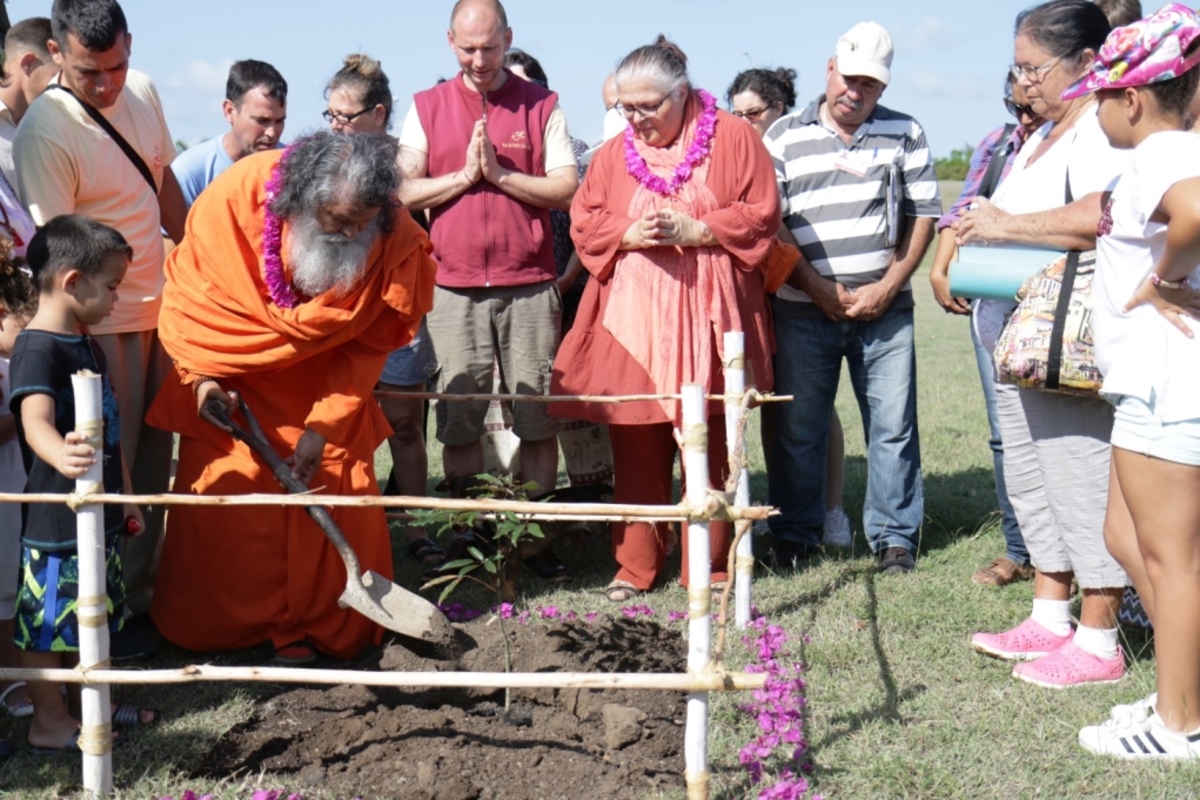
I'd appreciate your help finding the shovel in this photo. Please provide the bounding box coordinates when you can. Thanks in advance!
[204,398,457,652]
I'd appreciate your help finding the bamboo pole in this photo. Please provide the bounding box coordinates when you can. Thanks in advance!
[374,389,794,404]
[0,492,773,522]
[71,372,112,798]
[0,664,766,692]
[681,385,711,800]
[723,333,754,629]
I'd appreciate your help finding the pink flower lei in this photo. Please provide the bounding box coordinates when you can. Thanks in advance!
[624,88,718,196]
[262,147,299,309]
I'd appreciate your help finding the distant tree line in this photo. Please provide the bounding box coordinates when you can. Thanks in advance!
[934,144,973,181]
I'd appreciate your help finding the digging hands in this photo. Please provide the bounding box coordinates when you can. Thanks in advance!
[288,427,326,485]
[196,381,240,432]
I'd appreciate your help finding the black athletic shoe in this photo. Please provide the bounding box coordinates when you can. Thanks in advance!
[878,546,916,575]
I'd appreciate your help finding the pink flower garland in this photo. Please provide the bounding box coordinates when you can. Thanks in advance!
[624,88,718,196]
[262,148,299,309]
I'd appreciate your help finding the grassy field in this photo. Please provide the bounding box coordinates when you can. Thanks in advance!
[0,254,1194,799]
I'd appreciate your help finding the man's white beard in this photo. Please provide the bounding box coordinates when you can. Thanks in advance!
[287,213,379,299]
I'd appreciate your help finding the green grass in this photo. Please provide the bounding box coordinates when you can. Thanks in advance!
[0,256,1193,799]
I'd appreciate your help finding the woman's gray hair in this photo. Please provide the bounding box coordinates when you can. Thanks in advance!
[270,131,400,233]
[1015,0,1110,62]
[614,34,690,98]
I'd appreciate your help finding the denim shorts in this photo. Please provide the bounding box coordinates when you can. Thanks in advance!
[1108,391,1200,467]
[379,320,433,388]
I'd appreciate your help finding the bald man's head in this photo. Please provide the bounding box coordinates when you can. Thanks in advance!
[450,0,508,34]
[602,73,618,110]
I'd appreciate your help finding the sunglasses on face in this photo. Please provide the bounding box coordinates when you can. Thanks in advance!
[1004,98,1036,119]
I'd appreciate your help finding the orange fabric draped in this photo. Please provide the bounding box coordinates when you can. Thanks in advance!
[147,150,437,659]
[602,95,742,421]
[552,103,780,427]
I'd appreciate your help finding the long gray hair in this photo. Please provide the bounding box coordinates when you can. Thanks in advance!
[270,131,400,233]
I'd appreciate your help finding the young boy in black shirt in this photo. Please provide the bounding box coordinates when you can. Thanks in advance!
[9,215,155,753]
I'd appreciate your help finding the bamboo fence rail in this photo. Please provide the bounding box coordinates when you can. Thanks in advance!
[8,364,779,799]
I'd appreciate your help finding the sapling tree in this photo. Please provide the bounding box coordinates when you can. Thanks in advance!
[414,473,546,716]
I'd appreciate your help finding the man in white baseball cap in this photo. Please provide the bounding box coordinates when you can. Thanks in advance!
[760,20,941,576]
[835,21,893,86]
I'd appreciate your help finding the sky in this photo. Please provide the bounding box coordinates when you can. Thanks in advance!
[6,0,1061,157]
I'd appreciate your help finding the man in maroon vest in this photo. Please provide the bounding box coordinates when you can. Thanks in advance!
[397,0,578,502]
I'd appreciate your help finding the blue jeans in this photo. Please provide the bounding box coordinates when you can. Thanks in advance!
[763,302,924,553]
[970,317,1028,565]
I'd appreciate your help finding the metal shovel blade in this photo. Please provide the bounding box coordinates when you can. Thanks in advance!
[342,568,454,649]
[205,400,457,651]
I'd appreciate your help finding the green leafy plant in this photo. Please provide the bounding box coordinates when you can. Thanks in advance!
[414,473,546,714]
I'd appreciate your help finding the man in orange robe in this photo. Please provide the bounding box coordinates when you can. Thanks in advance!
[148,132,436,662]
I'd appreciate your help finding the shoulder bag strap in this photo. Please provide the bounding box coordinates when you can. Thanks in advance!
[976,123,1017,200]
[47,84,158,194]
[1046,169,1079,390]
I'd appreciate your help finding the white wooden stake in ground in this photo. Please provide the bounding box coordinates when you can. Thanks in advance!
[680,384,710,799]
[71,371,113,797]
[722,332,753,628]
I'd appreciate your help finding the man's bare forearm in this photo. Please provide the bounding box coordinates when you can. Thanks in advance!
[398,170,475,211]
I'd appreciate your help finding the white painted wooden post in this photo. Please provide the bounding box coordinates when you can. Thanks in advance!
[680,384,710,799]
[71,371,113,797]
[722,332,753,628]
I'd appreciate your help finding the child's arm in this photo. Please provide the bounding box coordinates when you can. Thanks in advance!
[17,394,96,479]
[1124,177,1200,336]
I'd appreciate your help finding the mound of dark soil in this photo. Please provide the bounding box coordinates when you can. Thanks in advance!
[201,616,689,800]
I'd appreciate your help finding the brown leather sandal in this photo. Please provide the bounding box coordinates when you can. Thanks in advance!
[604,579,644,603]
[972,557,1035,587]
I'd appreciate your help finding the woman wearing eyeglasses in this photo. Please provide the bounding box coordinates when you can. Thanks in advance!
[727,67,797,138]
[955,0,1132,689]
[323,54,444,575]
[928,73,1045,590]
[551,35,780,602]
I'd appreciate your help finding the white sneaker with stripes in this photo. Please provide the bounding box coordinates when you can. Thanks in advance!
[1079,709,1200,760]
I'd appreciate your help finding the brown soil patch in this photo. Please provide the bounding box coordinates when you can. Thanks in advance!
[201,616,688,799]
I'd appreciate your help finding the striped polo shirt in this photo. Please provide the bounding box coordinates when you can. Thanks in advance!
[765,97,942,305]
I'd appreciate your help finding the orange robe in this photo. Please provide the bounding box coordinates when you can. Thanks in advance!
[550,108,781,426]
[147,150,436,659]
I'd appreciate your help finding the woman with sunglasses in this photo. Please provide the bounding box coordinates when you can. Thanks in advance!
[551,36,779,601]
[928,73,1044,589]
[727,67,797,138]
[323,54,445,576]
[956,0,1131,689]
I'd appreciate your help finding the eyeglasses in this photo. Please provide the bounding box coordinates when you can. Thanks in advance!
[732,106,770,121]
[1004,99,1036,118]
[322,107,372,125]
[1009,54,1066,83]
[615,95,671,120]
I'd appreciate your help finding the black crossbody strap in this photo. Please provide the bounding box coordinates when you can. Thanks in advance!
[47,84,158,194]
[977,123,1017,200]
[1046,170,1079,390]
